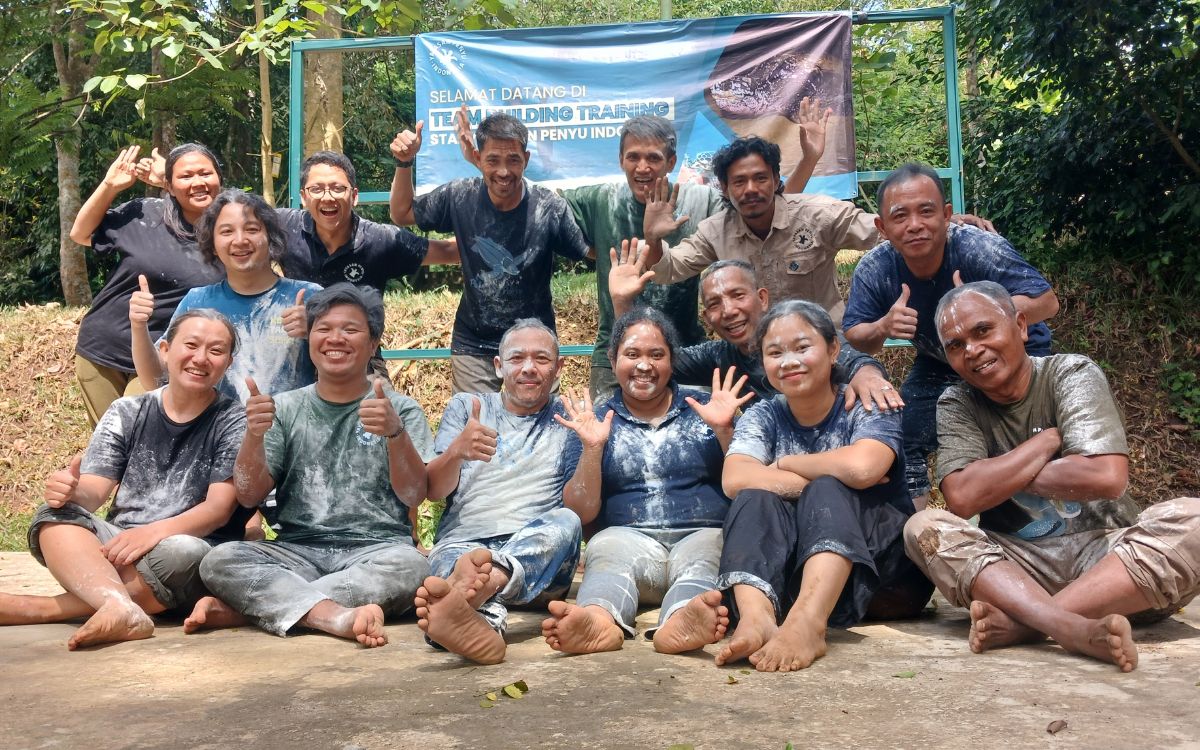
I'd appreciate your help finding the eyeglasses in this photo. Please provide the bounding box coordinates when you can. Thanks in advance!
[303,184,351,198]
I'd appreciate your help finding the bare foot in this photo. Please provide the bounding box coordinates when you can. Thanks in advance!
[749,610,827,672]
[968,600,1041,653]
[653,590,729,654]
[446,548,496,608]
[349,605,388,648]
[66,598,154,650]
[301,600,389,648]
[1059,614,1138,672]
[183,596,246,634]
[415,576,505,664]
[715,612,777,666]
[542,602,624,654]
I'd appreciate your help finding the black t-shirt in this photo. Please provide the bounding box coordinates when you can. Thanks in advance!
[413,179,590,356]
[76,198,224,372]
[276,208,428,292]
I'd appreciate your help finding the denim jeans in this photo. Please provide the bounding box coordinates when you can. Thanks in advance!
[575,526,722,637]
[900,355,961,498]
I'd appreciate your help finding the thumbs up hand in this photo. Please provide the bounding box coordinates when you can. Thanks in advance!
[359,376,403,439]
[882,283,918,340]
[244,377,276,438]
[390,120,424,163]
[129,274,155,328]
[452,396,499,462]
[45,454,84,508]
[281,288,308,339]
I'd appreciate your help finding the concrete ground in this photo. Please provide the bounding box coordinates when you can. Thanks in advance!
[2,551,1199,750]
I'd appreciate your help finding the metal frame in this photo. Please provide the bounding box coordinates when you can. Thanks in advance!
[287,7,962,358]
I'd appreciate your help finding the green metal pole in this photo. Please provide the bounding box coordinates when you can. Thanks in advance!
[288,42,304,208]
[942,7,965,212]
[659,0,672,21]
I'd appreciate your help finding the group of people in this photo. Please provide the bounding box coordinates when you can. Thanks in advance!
[0,104,1196,675]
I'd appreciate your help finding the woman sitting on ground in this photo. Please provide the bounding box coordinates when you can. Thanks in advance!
[664,300,933,671]
[70,144,226,425]
[0,310,248,650]
[543,306,751,654]
[130,189,322,402]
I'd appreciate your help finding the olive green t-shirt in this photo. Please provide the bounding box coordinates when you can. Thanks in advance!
[562,181,724,369]
[935,354,1139,536]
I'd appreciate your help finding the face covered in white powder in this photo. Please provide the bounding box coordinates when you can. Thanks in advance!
[700,266,770,352]
[761,313,839,402]
[613,321,673,405]
[938,291,1030,400]
[495,327,562,415]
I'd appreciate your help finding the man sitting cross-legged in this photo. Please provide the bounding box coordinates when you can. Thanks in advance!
[904,281,1200,672]
[415,319,586,664]
[0,310,247,650]
[184,283,436,647]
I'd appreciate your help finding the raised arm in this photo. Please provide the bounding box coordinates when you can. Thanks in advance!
[684,367,752,452]
[782,97,830,194]
[844,283,917,356]
[423,237,460,266]
[607,240,656,321]
[360,379,428,508]
[129,275,166,388]
[233,377,277,507]
[425,396,497,501]
[70,146,142,246]
[557,390,613,525]
[641,177,690,268]
[388,121,423,226]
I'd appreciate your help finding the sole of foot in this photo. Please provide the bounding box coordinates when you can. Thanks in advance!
[416,576,506,665]
[542,601,624,654]
[653,590,729,654]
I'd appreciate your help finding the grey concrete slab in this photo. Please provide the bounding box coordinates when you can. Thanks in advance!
[2,551,1198,750]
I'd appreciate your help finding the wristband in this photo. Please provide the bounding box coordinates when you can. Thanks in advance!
[394,158,415,169]
[385,422,407,440]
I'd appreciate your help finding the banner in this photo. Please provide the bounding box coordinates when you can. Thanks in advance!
[414,13,857,198]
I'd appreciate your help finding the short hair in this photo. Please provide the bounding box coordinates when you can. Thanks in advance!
[498,318,559,358]
[935,281,1018,344]
[607,306,682,366]
[305,282,385,341]
[195,189,286,266]
[755,300,847,384]
[712,136,781,186]
[163,308,239,356]
[876,162,946,211]
[618,116,677,159]
[476,113,528,152]
[162,142,222,241]
[300,150,357,190]
[701,258,759,288]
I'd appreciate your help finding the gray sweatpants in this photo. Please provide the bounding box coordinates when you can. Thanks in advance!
[199,539,429,636]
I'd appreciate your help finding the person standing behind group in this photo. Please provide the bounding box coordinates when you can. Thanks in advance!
[70,144,226,425]
[389,114,591,394]
[130,190,322,403]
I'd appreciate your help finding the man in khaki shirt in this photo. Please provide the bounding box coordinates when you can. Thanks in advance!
[640,136,990,326]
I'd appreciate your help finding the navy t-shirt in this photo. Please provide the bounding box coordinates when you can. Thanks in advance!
[843,224,1053,363]
[276,208,427,291]
[76,198,224,372]
[413,179,590,356]
[596,385,729,531]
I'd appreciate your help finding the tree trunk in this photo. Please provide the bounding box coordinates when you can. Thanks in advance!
[254,0,276,204]
[54,126,91,306]
[302,8,344,155]
[149,46,174,198]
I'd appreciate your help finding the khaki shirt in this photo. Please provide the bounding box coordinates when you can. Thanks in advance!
[650,193,880,325]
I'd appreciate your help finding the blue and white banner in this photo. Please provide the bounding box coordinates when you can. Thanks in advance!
[414,13,857,198]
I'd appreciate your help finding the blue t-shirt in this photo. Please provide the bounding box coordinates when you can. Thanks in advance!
[413,179,591,357]
[433,392,583,544]
[843,224,1053,363]
[166,278,322,402]
[728,387,911,514]
[597,385,729,532]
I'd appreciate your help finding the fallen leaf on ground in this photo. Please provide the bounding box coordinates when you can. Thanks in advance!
[1046,719,1068,734]
[479,699,494,709]
[485,692,497,701]
[726,675,738,684]
[502,684,524,699]
[893,670,916,678]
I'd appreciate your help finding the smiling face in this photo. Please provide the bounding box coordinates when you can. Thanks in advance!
[158,317,234,394]
[300,163,358,239]
[613,321,673,407]
[308,303,375,382]
[761,313,839,404]
[722,153,778,225]
[167,152,221,221]
[938,291,1032,403]
[620,136,676,204]
[875,175,953,277]
[701,266,770,352]
[494,327,562,415]
[478,138,529,210]
[212,203,271,277]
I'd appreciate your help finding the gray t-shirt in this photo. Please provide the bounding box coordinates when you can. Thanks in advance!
[264,384,435,544]
[83,388,245,531]
[433,392,582,545]
[936,354,1139,535]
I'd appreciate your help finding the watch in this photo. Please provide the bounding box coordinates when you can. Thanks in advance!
[394,158,415,169]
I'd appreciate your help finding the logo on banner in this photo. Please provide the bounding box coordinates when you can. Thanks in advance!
[431,41,467,76]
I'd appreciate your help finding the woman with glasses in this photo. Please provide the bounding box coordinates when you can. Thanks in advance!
[69,143,227,425]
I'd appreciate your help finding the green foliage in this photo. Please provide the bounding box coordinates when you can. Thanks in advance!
[961,0,1200,285]
[1163,363,1200,429]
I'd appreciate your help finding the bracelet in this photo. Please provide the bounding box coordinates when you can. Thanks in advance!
[385,422,407,440]
[394,158,415,169]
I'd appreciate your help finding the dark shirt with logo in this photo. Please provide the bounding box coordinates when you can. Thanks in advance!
[277,208,428,292]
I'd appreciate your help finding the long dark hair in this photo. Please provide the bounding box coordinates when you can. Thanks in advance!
[161,143,223,241]
[195,189,286,266]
